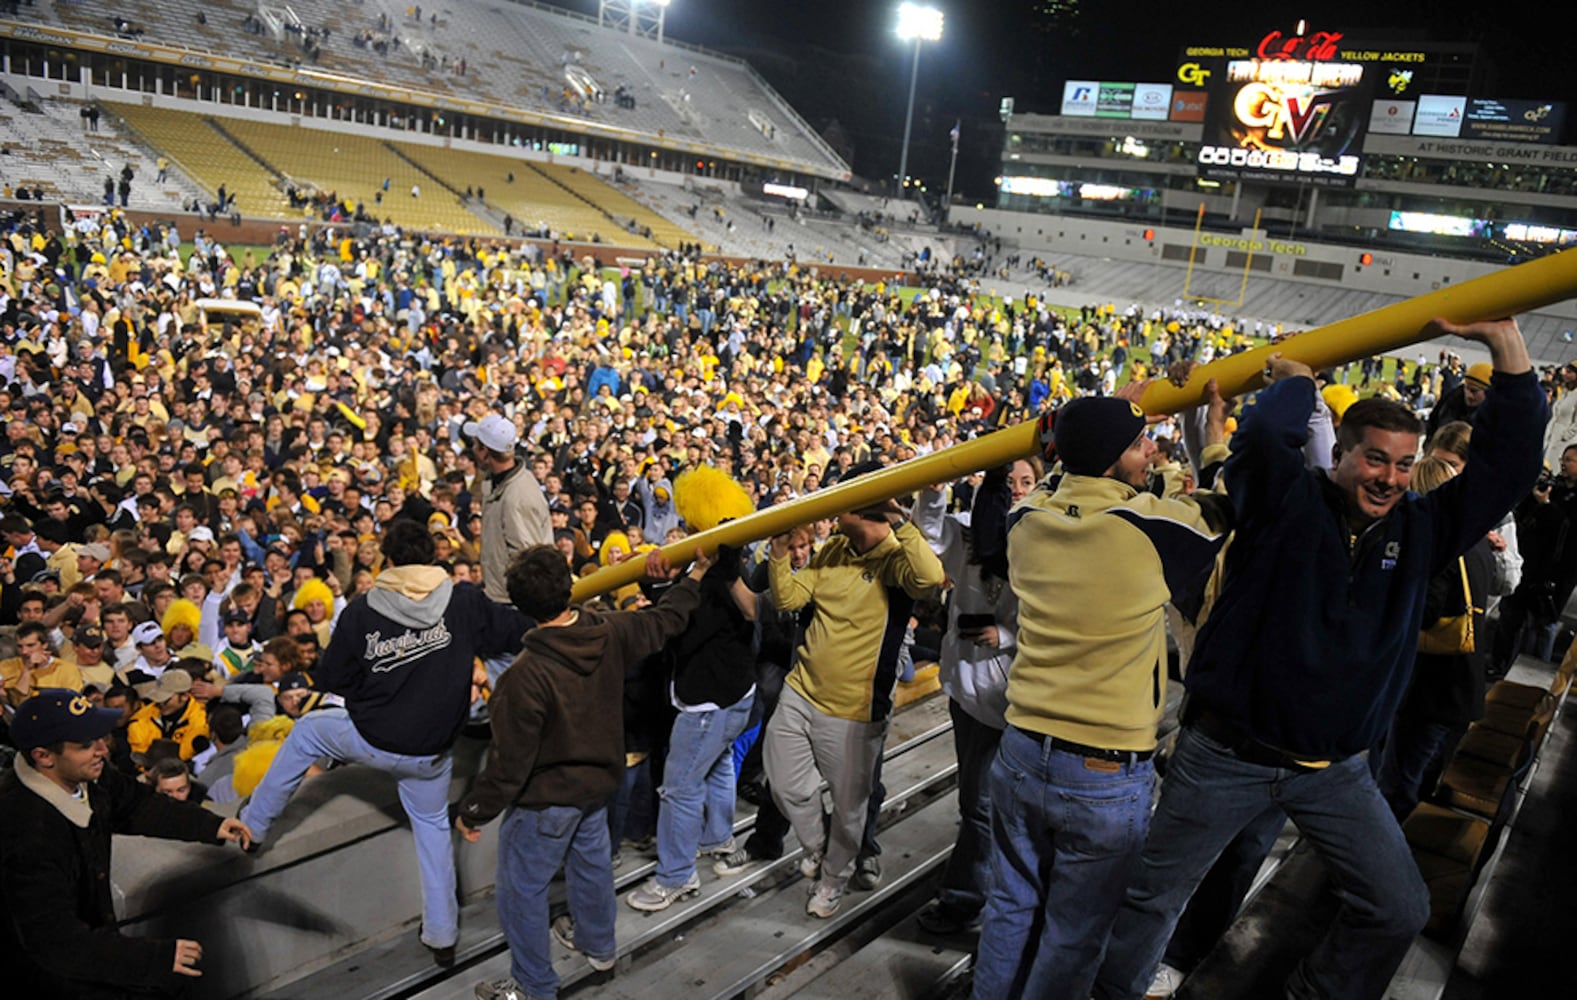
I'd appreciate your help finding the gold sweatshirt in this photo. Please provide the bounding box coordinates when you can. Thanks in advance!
[771,521,945,723]
[1006,475,1231,751]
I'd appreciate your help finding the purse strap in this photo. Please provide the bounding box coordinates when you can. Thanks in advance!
[1457,557,1481,615]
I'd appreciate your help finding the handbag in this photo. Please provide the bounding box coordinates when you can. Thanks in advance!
[1417,558,1478,655]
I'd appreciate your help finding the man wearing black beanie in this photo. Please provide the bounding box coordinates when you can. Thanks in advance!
[972,387,1235,1000]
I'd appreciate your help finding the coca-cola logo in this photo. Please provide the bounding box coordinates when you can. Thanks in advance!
[1257,30,1343,62]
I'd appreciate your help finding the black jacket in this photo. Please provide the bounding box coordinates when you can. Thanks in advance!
[317,568,530,756]
[0,760,225,999]
[670,558,756,708]
[1397,537,1495,727]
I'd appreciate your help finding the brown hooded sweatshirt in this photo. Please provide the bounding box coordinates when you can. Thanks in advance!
[458,577,700,819]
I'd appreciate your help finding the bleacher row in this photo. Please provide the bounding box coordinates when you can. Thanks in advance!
[102,100,699,247]
[0,97,205,210]
[29,0,849,179]
[1405,650,1575,936]
[2,89,947,266]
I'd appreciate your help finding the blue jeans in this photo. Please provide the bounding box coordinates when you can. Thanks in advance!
[1162,803,1286,972]
[608,756,655,848]
[1375,715,1460,821]
[936,701,1002,916]
[239,709,458,947]
[971,726,1156,1000]
[497,804,616,999]
[655,694,754,886]
[1094,727,1430,1000]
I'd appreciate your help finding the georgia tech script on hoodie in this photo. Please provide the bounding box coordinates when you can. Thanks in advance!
[364,621,455,673]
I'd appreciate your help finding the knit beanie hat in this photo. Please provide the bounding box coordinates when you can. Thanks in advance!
[1464,362,1494,388]
[1053,397,1147,476]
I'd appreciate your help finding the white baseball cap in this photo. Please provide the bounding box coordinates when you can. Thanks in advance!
[462,414,519,453]
[132,621,165,647]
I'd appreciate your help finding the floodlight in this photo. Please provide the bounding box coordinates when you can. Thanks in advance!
[894,4,943,198]
[896,4,943,43]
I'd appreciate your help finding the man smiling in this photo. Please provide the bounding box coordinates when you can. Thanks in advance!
[1096,317,1548,1000]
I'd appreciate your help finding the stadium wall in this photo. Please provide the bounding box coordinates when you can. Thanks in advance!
[953,206,1577,322]
[2,196,917,290]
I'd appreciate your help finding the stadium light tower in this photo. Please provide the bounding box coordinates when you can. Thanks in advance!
[599,0,671,45]
[894,3,943,200]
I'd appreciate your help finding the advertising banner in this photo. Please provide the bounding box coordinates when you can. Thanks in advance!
[1388,211,1490,238]
[1197,59,1371,186]
[1095,82,1136,118]
[1132,83,1174,120]
[1368,100,1416,135]
[1171,90,1208,122]
[1461,99,1566,145]
[1413,95,1466,137]
[1061,80,1100,116]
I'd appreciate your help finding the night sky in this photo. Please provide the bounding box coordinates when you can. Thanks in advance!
[543,1,1573,199]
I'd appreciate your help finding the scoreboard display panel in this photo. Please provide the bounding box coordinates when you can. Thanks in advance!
[1197,58,1371,186]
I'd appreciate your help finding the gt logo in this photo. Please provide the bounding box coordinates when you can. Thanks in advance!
[1178,62,1211,87]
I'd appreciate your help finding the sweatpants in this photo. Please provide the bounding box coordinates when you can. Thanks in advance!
[763,683,888,889]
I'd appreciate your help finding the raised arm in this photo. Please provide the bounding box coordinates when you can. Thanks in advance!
[1424,318,1547,564]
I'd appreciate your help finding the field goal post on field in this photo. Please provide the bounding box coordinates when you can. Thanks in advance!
[1183,204,1262,312]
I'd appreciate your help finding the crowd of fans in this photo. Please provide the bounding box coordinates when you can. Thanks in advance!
[2,199,1576,997]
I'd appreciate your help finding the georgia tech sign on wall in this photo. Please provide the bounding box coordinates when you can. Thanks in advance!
[1196,233,1310,256]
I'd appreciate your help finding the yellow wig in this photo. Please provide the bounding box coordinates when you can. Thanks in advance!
[161,598,203,637]
[674,465,755,533]
[600,530,633,566]
[1321,384,1359,421]
[231,716,296,799]
[292,577,335,612]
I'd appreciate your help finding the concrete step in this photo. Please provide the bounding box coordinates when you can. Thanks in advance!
[787,903,973,1000]
[404,743,959,1000]
[578,791,961,1000]
[262,696,957,1000]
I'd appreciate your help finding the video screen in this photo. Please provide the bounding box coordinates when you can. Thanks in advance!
[1198,59,1370,186]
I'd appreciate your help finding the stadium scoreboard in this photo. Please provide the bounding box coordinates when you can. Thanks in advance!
[1198,57,1369,187]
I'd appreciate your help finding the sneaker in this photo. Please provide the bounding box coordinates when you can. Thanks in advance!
[713,847,759,877]
[550,914,576,951]
[806,881,843,919]
[798,850,822,880]
[419,923,456,968]
[626,873,701,912]
[623,834,657,853]
[698,837,737,859]
[850,854,882,891]
[1146,963,1186,999]
[611,851,624,871]
[475,978,528,1000]
[551,915,616,972]
[915,900,981,935]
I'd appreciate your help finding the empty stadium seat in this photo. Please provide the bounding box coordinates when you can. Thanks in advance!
[1405,803,1492,936]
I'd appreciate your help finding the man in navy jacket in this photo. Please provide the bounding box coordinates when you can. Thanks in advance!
[240,520,530,967]
[1096,318,1547,1000]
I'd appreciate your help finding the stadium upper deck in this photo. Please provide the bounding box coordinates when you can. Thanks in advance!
[1,0,851,185]
[987,25,1577,268]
